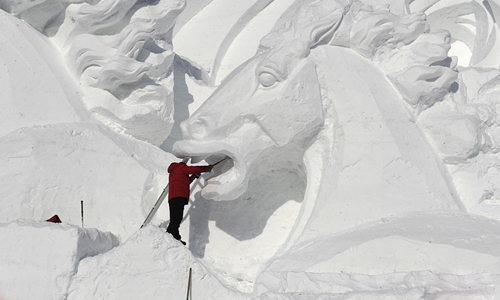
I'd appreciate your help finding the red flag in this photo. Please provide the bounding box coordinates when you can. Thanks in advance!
[45,215,62,223]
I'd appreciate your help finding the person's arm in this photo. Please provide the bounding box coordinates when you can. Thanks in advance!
[183,165,213,175]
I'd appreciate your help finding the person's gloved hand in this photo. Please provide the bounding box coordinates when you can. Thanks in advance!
[207,165,213,172]
[190,174,200,183]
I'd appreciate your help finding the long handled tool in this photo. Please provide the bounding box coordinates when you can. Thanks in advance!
[140,182,170,229]
[212,157,228,167]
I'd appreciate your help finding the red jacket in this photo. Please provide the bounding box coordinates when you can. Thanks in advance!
[168,162,210,200]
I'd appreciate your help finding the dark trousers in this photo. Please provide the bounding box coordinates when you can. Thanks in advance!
[166,197,188,240]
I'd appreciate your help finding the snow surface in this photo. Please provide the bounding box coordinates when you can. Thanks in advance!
[0,220,117,300]
[2,0,500,299]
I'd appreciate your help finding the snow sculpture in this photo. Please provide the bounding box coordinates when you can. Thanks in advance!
[417,1,500,220]
[3,0,500,297]
[0,0,185,145]
[172,0,500,293]
[0,3,179,241]
[173,0,459,203]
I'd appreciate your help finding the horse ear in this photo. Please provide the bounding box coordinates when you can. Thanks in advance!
[307,9,344,48]
[292,2,345,49]
[259,1,347,55]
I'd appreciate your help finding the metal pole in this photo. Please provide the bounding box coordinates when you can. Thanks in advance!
[81,200,84,228]
[186,267,192,300]
[140,184,169,229]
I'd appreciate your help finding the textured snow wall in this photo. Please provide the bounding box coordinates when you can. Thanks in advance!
[0,220,117,300]
[67,225,247,300]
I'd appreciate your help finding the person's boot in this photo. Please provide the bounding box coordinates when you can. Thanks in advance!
[175,234,186,245]
[166,229,186,245]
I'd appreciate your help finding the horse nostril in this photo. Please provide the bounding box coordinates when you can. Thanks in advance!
[181,118,209,140]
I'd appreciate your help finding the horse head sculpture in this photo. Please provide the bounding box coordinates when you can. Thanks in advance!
[172,0,353,201]
[173,0,456,204]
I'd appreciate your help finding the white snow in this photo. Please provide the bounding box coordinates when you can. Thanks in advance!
[0,220,117,300]
[66,225,246,300]
[0,10,86,136]
[2,0,500,299]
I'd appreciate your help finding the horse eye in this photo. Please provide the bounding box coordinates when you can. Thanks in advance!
[259,72,278,87]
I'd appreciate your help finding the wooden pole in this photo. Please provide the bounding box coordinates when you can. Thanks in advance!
[186,267,192,300]
[81,200,84,228]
